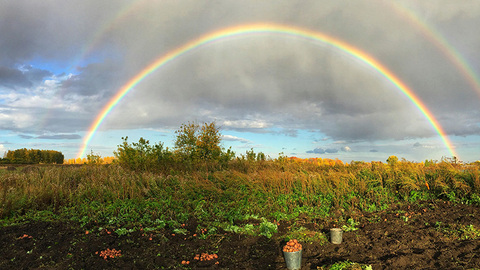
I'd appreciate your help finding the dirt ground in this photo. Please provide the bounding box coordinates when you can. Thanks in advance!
[1,200,480,269]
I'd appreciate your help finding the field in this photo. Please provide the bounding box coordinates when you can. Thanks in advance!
[1,157,480,269]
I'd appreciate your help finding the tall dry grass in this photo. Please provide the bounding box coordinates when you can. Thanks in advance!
[1,159,479,225]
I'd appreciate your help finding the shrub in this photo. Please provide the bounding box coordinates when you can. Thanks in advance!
[114,137,172,172]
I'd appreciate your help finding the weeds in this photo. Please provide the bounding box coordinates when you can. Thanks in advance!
[435,222,480,240]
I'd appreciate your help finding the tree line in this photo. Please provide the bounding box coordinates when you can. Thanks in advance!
[1,148,64,164]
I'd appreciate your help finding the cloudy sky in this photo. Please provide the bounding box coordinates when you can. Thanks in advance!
[1,0,480,162]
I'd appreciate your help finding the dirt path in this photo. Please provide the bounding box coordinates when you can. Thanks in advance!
[1,201,480,269]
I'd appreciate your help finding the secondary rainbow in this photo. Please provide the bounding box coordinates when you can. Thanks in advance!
[386,1,480,96]
[69,0,148,71]
[77,23,457,158]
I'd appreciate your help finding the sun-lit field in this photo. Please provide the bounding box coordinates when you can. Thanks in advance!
[2,155,479,223]
[2,156,480,268]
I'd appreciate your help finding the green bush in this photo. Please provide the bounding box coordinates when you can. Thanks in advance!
[114,137,172,172]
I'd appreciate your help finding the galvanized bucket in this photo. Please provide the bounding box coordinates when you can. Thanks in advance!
[283,249,302,270]
[330,228,343,244]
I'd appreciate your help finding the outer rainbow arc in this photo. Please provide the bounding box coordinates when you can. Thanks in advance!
[77,23,457,159]
[386,1,480,97]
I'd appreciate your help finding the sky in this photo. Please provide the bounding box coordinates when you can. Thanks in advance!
[1,0,480,163]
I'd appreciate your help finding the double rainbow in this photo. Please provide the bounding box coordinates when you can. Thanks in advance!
[77,23,457,158]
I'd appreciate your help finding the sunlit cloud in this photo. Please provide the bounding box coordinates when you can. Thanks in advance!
[222,135,252,144]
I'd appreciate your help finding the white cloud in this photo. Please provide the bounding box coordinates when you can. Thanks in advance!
[222,135,251,143]
[221,119,270,129]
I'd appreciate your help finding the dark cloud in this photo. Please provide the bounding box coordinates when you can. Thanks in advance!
[0,65,53,90]
[0,66,32,89]
[23,65,53,83]
[0,1,123,66]
[326,148,338,154]
[61,61,124,97]
[307,148,325,154]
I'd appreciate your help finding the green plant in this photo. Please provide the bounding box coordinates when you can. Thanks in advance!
[115,227,134,236]
[365,204,377,212]
[223,223,256,235]
[319,260,372,270]
[173,228,188,235]
[258,220,278,238]
[197,226,217,240]
[446,191,457,202]
[467,193,480,205]
[459,224,480,240]
[342,218,359,232]
[220,218,278,238]
[436,223,480,240]
[284,226,327,244]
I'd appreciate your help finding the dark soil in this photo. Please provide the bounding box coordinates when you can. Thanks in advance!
[2,201,480,269]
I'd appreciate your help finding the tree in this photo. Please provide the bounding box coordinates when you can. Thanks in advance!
[174,122,199,160]
[3,149,63,164]
[86,150,104,165]
[197,122,222,161]
[174,121,222,162]
[387,156,399,167]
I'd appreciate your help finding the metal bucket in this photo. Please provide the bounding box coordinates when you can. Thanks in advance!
[330,228,343,244]
[283,249,302,270]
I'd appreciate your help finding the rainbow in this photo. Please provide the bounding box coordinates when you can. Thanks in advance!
[40,1,148,132]
[77,23,457,158]
[386,1,480,96]
[69,0,148,71]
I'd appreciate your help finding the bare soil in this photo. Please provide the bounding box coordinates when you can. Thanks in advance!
[1,200,480,269]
